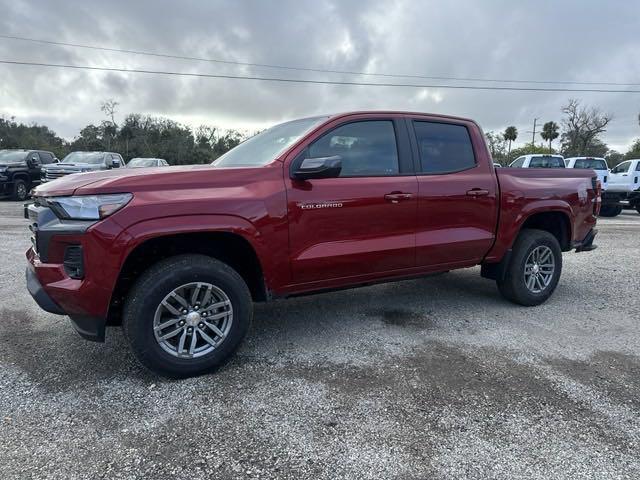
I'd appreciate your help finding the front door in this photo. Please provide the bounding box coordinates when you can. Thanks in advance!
[286,118,418,284]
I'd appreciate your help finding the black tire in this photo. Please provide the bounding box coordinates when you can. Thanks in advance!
[599,205,622,217]
[12,179,28,201]
[497,229,562,306]
[123,254,252,378]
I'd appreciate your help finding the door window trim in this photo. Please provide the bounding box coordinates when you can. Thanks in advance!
[289,118,414,178]
[405,118,478,176]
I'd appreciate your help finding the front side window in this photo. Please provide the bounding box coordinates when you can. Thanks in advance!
[611,162,630,174]
[573,158,607,170]
[308,120,399,176]
[413,122,476,174]
[529,156,565,168]
[39,152,54,164]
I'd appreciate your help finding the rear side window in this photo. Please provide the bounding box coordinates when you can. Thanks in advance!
[412,122,475,174]
[574,158,607,170]
[611,162,630,174]
[636,162,640,172]
[308,120,399,176]
[529,156,565,168]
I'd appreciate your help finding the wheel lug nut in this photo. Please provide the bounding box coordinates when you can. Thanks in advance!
[202,312,207,317]
[182,309,188,314]
[198,322,204,328]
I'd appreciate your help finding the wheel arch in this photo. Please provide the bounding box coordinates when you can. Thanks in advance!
[108,221,269,325]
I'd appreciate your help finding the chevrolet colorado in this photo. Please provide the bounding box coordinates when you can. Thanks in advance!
[25,112,600,377]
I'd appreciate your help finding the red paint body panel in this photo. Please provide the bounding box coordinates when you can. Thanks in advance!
[26,111,599,324]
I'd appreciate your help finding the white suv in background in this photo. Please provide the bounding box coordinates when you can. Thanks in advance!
[565,157,609,190]
[509,154,565,168]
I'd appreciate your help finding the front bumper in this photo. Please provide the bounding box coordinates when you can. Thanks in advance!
[24,202,115,342]
[26,263,106,341]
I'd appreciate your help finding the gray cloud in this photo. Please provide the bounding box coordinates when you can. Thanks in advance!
[1,0,639,151]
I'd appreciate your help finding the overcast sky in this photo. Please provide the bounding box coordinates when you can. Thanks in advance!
[1,0,640,151]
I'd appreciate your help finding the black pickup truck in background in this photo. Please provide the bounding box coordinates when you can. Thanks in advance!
[0,149,57,200]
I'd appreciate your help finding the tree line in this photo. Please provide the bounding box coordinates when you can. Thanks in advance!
[2,98,640,167]
[486,98,640,166]
[0,99,249,165]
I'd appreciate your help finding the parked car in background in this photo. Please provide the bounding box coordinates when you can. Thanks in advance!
[0,149,57,200]
[41,151,125,183]
[26,111,600,378]
[565,157,619,216]
[509,154,565,168]
[604,159,640,215]
[126,158,169,168]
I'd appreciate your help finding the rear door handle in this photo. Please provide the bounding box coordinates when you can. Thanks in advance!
[384,192,414,203]
[466,189,489,197]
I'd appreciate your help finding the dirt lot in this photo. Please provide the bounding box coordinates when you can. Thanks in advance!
[0,199,638,479]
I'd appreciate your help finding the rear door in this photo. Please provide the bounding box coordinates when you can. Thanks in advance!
[407,117,499,268]
[286,116,418,284]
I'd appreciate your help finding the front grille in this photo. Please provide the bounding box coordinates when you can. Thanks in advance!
[44,170,72,181]
[63,245,84,279]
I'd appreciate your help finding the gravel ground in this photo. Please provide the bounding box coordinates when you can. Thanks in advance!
[0,199,639,479]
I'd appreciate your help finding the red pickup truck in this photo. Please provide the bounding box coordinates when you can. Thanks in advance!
[26,111,599,377]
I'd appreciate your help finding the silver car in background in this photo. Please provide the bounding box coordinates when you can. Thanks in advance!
[126,158,169,168]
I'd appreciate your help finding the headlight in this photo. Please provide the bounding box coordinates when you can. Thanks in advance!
[47,193,133,220]
[0,166,7,173]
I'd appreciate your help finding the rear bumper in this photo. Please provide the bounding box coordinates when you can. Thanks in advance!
[26,263,106,342]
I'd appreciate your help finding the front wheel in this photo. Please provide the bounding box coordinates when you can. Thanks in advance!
[123,254,252,378]
[497,229,562,306]
[12,179,28,201]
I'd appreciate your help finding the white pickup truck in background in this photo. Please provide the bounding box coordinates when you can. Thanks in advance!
[565,157,609,190]
[509,154,565,168]
[599,159,640,216]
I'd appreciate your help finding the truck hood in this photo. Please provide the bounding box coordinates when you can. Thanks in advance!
[32,164,268,197]
[44,162,102,170]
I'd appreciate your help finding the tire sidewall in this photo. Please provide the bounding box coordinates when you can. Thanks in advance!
[125,258,251,377]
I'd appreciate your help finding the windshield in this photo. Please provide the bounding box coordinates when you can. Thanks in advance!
[128,158,158,167]
[61,152,106,165]
[213,116,328,167]
[573,158,607,170]
[529,156,565,168]
[0,150,26,164]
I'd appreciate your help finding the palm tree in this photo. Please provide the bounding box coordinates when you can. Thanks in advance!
[503,126,518,159]
[540,121,559,152]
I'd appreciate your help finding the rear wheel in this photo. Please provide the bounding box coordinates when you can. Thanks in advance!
[599,205,622,217]
[123,254,252,378]
[12,179,28,201]
[497,229,562,306]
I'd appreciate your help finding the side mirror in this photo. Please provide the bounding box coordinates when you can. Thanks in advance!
[111,159,120,168]
[292,155,342,180]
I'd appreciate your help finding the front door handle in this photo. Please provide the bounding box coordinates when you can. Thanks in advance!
[466,189,489,197]
[384,192,414,203]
